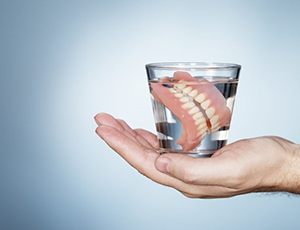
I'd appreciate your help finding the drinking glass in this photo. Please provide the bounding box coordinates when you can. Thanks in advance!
[146,62,241,157]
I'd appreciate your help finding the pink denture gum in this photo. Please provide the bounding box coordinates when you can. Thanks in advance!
[150,71,231,151]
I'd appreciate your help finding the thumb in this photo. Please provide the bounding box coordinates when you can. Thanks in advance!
[155,153,231,185]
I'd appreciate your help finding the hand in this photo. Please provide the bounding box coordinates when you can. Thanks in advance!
[94,113,300,198]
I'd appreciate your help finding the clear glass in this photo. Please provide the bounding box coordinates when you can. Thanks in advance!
[146,62,241,157]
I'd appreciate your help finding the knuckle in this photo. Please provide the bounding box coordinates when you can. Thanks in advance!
[181,168,197,184]
[182,191,211,199]
[118,119,125,123]
[134,128,145,135]
[197,194,210,199]
[182,192,197,199]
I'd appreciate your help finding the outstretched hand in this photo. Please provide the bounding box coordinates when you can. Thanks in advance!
[94,113,300,198]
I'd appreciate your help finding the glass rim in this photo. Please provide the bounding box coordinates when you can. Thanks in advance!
[146,62,241,70]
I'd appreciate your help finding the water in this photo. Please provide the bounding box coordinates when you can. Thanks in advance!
[149,77,238,157]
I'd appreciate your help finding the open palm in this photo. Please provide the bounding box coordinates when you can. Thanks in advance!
[95,113,299,198]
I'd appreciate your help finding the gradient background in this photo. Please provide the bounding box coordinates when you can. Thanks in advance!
[1,0,300,229]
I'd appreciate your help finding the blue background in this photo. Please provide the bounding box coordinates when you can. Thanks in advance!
[1,0,300,229]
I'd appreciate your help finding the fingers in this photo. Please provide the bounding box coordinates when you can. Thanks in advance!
[95,123,165,183]
[95,124,212,195]
[94,113,123,131]
[94,113,139,144]
[94,113,155,149]
[117,119,137,137]
[134,128,159,149]
[96,125,154,169]
[155,153,237,187]
[117,119,155,149]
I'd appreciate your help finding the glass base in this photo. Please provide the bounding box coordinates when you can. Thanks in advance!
[159,148,214,158]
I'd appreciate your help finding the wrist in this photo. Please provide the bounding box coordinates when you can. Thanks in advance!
[280,143,300,194]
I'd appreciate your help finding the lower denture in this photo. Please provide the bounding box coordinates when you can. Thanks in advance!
[150,71,231,151]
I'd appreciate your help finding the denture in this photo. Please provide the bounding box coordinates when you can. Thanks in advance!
[150,71,231,151]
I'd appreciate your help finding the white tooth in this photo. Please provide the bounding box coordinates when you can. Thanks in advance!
[182,87,192,94]
[195,94,205,103]
[212,121,220,129]
[210,115,219,126]
[188,89,198,98]
[169,88,177,94]
[198,127,207,133]
[192,112,204,120]
[179,96,190,103]
[175,83,186,90]
[198,122,207,130]
[206,107,215,118]
[182,102,195,109]
[201,100,210,110]
[195,118,205,125]
[174,93,183,98]
[210,122,220,132]
[188,106,200,115]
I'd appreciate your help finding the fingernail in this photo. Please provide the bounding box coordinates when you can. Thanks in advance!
[155,157,171,173]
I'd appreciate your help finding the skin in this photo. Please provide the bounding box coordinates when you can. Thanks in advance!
[94,113,300,198]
